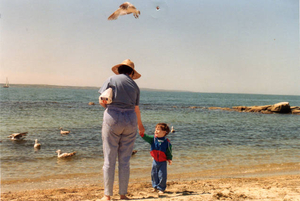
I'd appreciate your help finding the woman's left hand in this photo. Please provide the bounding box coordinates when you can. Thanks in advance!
[138,124,145,135]
[135,106,145,135]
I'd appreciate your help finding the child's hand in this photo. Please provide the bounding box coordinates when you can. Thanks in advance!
[167,160,172,165]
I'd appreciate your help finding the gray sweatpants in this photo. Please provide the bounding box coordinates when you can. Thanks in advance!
[101,107,137,196]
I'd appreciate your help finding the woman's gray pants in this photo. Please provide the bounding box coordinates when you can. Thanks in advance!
[102,107,137,196]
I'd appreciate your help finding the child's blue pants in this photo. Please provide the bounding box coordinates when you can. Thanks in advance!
[151,160,167,191]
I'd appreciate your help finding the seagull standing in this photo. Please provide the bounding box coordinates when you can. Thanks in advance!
[56,150,76,158]
[108,2,140,20]
[8,132,28,141]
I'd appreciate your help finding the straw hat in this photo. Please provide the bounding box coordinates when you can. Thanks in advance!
[111,59,141,79]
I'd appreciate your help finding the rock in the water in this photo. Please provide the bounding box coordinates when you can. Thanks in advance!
[292,110,300,114]
[245,105,271,113]
[208,107,232,111]
[232,106,247,111]
[269,102,291,113]
[198,102,298,115]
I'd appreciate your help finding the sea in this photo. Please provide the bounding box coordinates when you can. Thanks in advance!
[1,85,300,192]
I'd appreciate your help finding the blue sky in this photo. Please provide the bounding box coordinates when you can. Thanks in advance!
[1,0,299,95]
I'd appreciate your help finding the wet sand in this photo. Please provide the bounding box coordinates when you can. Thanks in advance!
[1,171,300,201]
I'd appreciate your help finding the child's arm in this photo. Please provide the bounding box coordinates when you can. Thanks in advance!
[139,133,154,144]
[166,140,172,164]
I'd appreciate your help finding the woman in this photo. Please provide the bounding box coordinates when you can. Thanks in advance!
[98,59,145,200]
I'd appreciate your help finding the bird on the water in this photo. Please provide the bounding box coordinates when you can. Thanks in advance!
[56,150,76,158]
[34,139,41,149]
[60,127,70,135]
[8,132,28,141]
[171,126,175,133]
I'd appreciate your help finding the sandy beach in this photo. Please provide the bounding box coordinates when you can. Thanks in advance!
[2,172,300,201]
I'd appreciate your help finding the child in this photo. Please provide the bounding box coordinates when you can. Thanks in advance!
[139,123,173,193]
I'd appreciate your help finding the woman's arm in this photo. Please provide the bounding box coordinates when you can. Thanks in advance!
[135,105,145,135]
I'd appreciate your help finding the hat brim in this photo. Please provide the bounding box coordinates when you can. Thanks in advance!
[112,64,141,80]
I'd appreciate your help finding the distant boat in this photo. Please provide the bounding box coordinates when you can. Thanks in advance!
[3,77,9,88]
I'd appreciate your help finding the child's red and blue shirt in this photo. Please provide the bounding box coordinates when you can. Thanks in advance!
[140,133,172,162]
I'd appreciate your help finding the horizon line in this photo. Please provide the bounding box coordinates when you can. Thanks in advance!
[1,83,299,96]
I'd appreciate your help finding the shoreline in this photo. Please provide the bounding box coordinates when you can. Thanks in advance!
[2,162,300,192]
[1,173,299,200]
[2,163,300,200]
[2,162,300,191]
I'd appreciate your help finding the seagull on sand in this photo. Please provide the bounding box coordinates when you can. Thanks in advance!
[34,139,41,149]
[56,150,76,158]
[60,127,70,135]
[108,2,140,20]
[8,132,28,141]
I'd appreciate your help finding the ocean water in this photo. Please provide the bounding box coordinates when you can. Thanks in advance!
[1,85,300,191]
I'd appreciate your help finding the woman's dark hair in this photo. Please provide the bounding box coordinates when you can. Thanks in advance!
[118,65,134,76]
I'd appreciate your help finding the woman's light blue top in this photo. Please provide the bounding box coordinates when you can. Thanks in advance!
[99,74,140,109]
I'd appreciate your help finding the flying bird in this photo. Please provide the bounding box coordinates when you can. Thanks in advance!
[56,150,76,158]
[108,2,140,20]
[8,132,28,141]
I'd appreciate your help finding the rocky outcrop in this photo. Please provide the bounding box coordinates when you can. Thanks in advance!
[292,110,300,114]
[269,102,291,113]
[291,106,300,114]
[88,102,95,105]
[208,107,232,111]
[207,102,299,115]
[189,106,201,109]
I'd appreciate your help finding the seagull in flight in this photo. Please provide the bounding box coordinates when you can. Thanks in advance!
[108,2,140,20]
